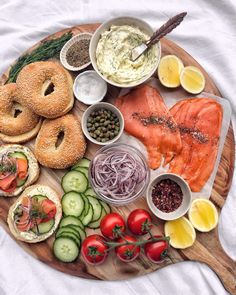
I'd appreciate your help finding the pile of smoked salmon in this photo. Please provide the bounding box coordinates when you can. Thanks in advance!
[115,85,223,192]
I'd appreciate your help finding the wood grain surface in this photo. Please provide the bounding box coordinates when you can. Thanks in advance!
[0,23,235,294]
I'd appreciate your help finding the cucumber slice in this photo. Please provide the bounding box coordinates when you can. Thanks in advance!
[79,194,89,220]
[56,226,81,241]
[31,219,55,235]
[62,171,88,193]
[9,152,27,161]
[88,208,106,229]
[85,188,97,198]
[87,196,102,222]
[31,195,48,203]
[81,204,93,226]
[53,237,79,262]
[59,216,84,229]
[68,225,86,240]
[71,158,90,169]
[16,176,28,187]
[62,192,84,217]
[99,200,111,215]
[74,167,89,178]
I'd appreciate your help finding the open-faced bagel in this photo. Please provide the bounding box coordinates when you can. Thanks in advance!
[35,114,86,169]
[0,83,42,143]
[16,61,74,118]
[7,185,62,243]
[0,144,40,197]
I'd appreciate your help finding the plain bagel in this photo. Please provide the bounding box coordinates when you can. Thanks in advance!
[16,61,74,118]
[0,83,42,143]
[35,114,86,169]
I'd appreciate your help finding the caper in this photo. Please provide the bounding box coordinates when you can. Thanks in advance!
[116,122,120,127]
[95,123,99,127]
[101,138,106,143]
[87,122,92,127]
[87,117,92,123]
[100,118,105,123]
[102,127,106,132]
[104,120,110,126]
[108,124,112,130]
[114,130,119,136]
[109,132,114,138]
[97,137,101,142]
[91,126,95,131]
[95,130,100,135]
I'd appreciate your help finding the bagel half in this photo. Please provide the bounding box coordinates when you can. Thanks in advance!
[7,185,62,243]
[16,61,74,118]
[0,144,40,197]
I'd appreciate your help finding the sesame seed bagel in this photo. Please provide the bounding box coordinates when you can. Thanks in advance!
[35,114,86,169]
[0,83,42,143]
[16,61,74,118]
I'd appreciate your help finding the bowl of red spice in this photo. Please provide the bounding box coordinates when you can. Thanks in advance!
[60,33,92,71]
[146,173,192,221]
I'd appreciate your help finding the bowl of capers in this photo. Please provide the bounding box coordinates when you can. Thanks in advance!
[81,102,124,145]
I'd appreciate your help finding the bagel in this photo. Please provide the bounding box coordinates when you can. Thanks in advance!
[7,185,62,243]
[16,61,74,118]
[0,144,40,197]
[0,83,42,143]
[35,114,86,169]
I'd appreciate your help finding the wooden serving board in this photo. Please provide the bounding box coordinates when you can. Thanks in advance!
[0,24,235,294]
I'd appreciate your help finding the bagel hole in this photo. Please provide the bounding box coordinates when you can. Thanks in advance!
[55,131,65,148]
[14,109,22,118]
[44,82,55,96]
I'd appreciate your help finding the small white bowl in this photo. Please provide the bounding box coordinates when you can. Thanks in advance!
[73,70,107,105]
[146,173,192,221]
[60,33,92,71]
[81,102,124,145]
[89,16,161,88]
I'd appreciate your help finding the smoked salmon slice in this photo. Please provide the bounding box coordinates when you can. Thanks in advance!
[16,158,28,179]
[115,85,182,169]
[169,98,223,192]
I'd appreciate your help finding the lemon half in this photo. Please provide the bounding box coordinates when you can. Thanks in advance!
[188,199,218,232]
[158,55,184,88]
[164,217,196,249]
[180,66,205,94]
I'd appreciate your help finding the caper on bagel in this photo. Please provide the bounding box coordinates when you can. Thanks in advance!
[35,114,86,169]
[16,61,74,118]
[0,83,42,143]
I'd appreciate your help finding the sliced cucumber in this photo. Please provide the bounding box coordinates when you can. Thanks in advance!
[31,195,48,203]
[81,204,93,226]
[56,226,81,241]
[31,219,55,235]
[68,225,86,240]
[62,192,84,217]
[74,167,89,178]
[59,216,84,229]
[79,194,89,220]
[85,188,97,198]
[62,171,88,193]
[99,200,111,215]
[87,195,102,222]
[16,176,28,187]
[88,208,106,229]
[71,158,90,169]
[9,152,27,161]
[53,237,79,262]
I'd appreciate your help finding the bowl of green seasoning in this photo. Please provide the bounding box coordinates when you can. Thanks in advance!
[81,102,124,145]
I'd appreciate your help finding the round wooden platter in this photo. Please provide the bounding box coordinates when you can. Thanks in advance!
[0,24,235,294]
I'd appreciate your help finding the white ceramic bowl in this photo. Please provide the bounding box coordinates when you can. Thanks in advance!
[81,102,124,145]
[60,33,92,71]
[89,16,161,88]
[146,173,192,221]
[73,70,107,105]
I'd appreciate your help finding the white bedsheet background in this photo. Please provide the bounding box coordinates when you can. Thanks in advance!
[0,0,235,294]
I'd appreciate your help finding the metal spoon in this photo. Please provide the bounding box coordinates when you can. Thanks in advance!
[131,12,187,61]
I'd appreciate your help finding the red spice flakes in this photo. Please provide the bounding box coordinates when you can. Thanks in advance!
[151,179,183,213]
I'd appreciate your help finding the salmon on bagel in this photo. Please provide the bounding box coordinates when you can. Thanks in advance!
[16,61,74,118]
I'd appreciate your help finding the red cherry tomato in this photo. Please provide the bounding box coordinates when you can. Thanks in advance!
[100,212,125,240]
[127,209,152,235]
[144,235,168,263]
[41,199,57,222]
[81,234,109,265]
[115,235,140,262]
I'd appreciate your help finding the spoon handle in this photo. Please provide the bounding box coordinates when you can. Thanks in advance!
[147,12,187,47]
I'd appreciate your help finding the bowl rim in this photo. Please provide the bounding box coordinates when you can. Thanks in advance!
[81,102,124,146]
[60,32,93,71]
[88,142,150,205]
[89,16,162,88]
[146,173,192,221]
[73,70,107,105]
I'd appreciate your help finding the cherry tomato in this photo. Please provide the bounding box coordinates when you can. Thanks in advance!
[100,212,125,240]
[144,235,168,263]
[81,234,109,265]
[115,235,140,262]
[41,199,57,222]
[127,209,152,235]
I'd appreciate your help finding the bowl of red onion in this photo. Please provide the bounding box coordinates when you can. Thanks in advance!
[89,143,150,206]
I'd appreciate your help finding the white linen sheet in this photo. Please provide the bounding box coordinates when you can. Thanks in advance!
[0,0,235,294]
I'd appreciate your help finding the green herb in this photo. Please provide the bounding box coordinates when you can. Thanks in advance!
[6,31,73,83]
[0,163,16,174]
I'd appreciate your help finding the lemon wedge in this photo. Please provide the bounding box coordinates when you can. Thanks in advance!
[180,66,205,94]
[157,55,184,88]
[164,217,196,249]
[188,199,218,232]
